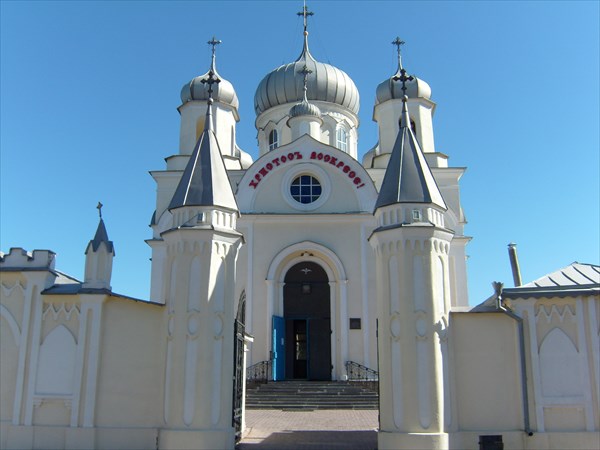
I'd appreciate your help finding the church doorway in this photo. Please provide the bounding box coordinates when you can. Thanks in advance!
[282,261,331,381]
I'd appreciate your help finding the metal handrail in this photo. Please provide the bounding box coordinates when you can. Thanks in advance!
[345,360,379,381]
[246,360,272,383]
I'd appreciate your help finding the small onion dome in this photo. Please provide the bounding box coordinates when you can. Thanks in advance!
[254,34,359,116]
[180,70,239,109]
[375,72,431,104]
[289,99,322,119]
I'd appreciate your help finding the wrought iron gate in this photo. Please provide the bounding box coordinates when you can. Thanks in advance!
[232,291,246,442]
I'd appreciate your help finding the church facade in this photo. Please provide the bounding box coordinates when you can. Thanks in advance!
[1,10,599,450]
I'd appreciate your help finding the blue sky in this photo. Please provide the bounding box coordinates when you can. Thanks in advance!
[1,1,598,304]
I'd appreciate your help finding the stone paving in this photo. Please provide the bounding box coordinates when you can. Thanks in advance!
[237,409,378,449]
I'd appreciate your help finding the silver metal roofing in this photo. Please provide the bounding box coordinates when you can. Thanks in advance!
[254,33,359,116]
[521,262,600,288]
[289,99,322,118]
[85,219,114,255]
[168,100,238,212]
[471,263,599,309]
[375,43,431,104]
[376,74,431,104]
[180,50,239,109]
[375,96,446,210]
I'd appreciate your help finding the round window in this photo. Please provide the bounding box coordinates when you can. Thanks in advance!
[290,175,322,204]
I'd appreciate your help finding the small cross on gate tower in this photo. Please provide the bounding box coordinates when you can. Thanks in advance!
[97,202,103,219]
[391,37,414,96]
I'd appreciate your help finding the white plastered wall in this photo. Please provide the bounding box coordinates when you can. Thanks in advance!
[451,312,524,431]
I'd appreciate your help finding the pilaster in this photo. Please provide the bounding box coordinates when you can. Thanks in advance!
[370,222,452,449]
[159,226,242,449]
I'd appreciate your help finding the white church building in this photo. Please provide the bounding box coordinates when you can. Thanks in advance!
[1,8,599,450]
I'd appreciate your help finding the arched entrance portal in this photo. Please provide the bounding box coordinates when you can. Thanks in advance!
[283,262,331,380]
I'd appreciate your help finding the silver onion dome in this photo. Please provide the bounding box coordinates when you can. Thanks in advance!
[376,39,431,104]
[289,99,322,118]
[181,73,239,109]
[180,38,239,109]
[254,32,359,116]
[180,70,239,109]
[375,73,431,104]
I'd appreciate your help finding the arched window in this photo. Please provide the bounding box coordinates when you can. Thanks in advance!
[268,129,279,151]
[399,117,417,134]
[336,127,348,152]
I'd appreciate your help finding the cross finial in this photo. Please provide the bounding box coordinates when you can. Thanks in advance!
[201,38,221,100]
[299,65,312,101]
[392,39,414,96]
[297,1,314,34]
[392,36,405,70]
[97,202,103,219]
[207,36,221,72]
[208,36,221,60]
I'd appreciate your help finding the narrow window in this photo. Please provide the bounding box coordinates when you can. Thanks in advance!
[268,129,279,151]
[399,117,417,134]
[336,127,348,152]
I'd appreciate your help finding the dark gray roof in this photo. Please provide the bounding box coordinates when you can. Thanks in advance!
[168,101,238,211]
[42,284,162,305]
[502,284,600,299]
[42,272,161,305]
[86,219,114,254]
[375,97,446,211]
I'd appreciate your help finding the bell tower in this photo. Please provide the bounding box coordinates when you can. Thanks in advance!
[364,39,437,169]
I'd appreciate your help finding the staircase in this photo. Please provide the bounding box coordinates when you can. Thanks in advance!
[245,380,379,410]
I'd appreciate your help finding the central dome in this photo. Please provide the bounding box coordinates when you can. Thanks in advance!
[254,34,359,116]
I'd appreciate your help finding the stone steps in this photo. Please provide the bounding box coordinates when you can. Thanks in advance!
[245,381,379,410]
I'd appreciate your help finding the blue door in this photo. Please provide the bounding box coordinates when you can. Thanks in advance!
[272,315,285,381]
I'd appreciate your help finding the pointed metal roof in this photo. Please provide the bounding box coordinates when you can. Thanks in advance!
[168,99,238,212]
[375,96,446,211]
[86,218,114,254]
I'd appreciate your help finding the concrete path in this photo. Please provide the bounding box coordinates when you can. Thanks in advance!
[238,409,378,449]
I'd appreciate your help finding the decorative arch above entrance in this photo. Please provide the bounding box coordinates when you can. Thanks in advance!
[267,241,347,282]
[266,241,349,381]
